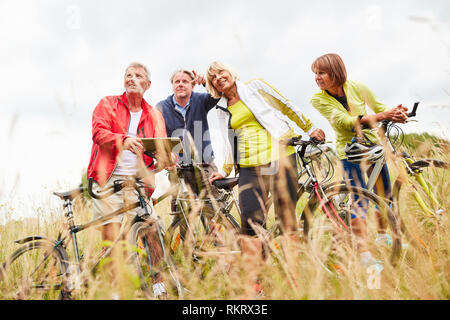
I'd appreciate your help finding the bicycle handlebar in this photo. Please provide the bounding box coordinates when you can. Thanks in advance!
[356,102,420,132]
[87,177,142,200]
[284,136,326,163]
[285,136,324,147]
[408,101,419,118]
[88,178,113,199]
[379,101,420,132]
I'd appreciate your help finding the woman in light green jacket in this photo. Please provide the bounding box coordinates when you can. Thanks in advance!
[310,53,408,269]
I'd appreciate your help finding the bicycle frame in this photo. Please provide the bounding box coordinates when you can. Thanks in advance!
[171,165,241,240]
[292,139,351,233]
[363,123,444,217]
[394,155,443,217]
[40,182,157,285]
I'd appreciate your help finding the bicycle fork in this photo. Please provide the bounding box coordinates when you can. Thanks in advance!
[403,158,443,217]
[303,161,350,233]
[313,183,350,233]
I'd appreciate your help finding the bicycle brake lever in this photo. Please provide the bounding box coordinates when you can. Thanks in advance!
[310,137,325,145]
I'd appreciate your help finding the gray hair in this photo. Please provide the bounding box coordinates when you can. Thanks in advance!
[170,69,195,84]
[125,62,151,81]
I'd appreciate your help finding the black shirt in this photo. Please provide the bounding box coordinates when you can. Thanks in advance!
[326,90,349,111]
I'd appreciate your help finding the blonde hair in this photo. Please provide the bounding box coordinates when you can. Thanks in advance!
[205,61,240,99]
[311,53,347,88]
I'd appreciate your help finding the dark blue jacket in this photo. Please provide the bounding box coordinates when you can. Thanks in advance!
[156,92,219,164]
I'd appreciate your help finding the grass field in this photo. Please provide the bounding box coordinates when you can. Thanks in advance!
[0,137,449,300]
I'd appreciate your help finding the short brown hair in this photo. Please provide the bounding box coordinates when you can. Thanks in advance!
[311,53,347,87]
[170,69,195,84]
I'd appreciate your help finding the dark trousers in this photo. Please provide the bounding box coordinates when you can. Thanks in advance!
[170,163,222,213]
[238,154,298,236]
[341,159,392,219]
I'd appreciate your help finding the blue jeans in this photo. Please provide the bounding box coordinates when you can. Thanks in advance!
[341,159,392,219]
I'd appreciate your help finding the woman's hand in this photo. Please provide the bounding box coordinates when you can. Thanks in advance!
[309,128,326,142]
[383,104,409,123]
[209,172,224,184]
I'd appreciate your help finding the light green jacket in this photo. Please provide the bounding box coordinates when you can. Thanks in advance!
[310,80,388,159]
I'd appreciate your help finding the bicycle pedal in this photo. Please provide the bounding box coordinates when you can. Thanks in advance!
[192,253,201,263]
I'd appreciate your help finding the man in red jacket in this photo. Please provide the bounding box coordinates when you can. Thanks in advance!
[86,62,168,297]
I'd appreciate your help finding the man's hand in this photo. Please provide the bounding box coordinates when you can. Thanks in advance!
[309,128,326,142]
[192,70,206,86]
[123,137,144,154]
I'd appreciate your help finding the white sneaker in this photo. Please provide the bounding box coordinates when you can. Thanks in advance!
[375,233,393,246]
[111,292,120,300]
[360,251,384,272]
[376,233,408,249]
[153,282,167,299]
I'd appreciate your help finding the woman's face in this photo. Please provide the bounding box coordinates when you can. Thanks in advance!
[210,69,235,94]
[314,69,334,91]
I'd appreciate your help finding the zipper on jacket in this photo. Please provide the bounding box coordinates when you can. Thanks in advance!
[92,149,98,164]
[216,106,239,174]
[105,98,133,183]
[140,127,147,164]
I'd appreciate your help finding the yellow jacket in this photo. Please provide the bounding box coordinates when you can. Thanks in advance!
[310,80,388,159]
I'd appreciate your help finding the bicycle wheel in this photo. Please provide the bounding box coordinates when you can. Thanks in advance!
[302,184,402,269]
[0,240,69,300]
[392,159,449,250]
[128,218,183,299]
[166,203,240,265]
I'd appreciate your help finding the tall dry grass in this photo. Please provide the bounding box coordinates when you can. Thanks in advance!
[0,138,449,300]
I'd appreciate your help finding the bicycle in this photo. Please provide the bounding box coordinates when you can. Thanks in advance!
[0,177,183,300]
[175,137,403,274]
[350,102,449,249]
[161,149,332,267]
[153,162,241,267]
[260,137,403,272]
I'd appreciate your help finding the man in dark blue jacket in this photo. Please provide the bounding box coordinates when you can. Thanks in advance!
[156,69,220,197]
[156,69,219,165]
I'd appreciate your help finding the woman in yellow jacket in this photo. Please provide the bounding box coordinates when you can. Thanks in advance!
[310,53,408,268]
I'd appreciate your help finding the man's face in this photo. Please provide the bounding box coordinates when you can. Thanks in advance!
[172,72,195,101]
[124,66,151,96]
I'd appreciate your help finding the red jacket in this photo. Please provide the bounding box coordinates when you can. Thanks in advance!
[87,92,167,192]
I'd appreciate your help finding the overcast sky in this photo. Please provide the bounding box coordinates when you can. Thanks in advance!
[0,0,449,221]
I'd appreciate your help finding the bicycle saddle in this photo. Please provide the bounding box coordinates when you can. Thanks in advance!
[53,187,85,201]
[212,177,239,190]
